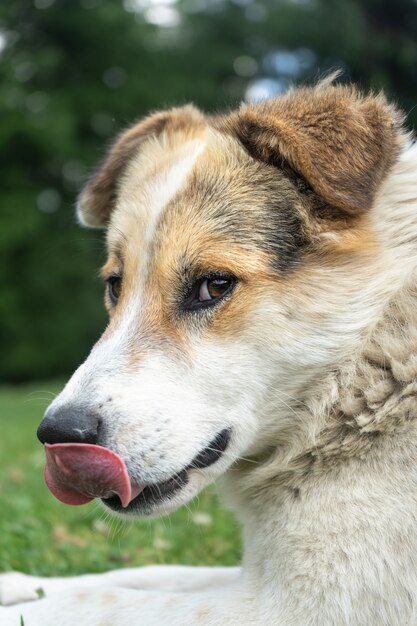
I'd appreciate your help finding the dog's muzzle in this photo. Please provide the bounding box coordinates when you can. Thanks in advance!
[40,427,231,512]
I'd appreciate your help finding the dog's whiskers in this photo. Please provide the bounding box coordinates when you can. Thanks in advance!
[27,390,59,399]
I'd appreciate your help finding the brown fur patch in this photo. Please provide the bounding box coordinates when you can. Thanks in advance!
[218,84,406,215]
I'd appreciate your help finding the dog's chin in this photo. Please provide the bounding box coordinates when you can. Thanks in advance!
[102,427,232,518]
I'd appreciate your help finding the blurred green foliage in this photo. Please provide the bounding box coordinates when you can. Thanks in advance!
[1,0,417,382]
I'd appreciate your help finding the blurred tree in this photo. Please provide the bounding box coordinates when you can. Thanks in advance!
[0,0,416,382]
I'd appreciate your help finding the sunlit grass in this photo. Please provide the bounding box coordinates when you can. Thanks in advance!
[0,382,241,576]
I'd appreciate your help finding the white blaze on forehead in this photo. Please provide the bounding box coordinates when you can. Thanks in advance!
[142,138,207,254]
[113,137,207,254]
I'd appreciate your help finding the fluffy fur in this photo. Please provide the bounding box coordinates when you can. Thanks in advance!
[1,82,417,625]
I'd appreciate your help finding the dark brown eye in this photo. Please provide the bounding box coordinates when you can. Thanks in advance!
[199,277,232,302]
[184,274,236,311]
[107,276,122,305]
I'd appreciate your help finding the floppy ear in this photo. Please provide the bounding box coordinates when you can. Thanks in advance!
[77,104,204,228]
[229,84,406,216]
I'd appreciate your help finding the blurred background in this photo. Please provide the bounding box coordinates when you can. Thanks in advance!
[1,0,417,384]
[1,0,417,579]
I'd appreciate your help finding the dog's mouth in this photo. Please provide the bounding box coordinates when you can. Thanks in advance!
[43,429,231,514]
[104,428,231,514]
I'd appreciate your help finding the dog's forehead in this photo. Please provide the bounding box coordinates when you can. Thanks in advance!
[106,126,304,276]
[107,130,255,254]
[107,131,207,251]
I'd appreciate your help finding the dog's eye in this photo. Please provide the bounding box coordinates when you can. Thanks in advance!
[185,275,236,311]
[106,276,122,305]
[199,278,232,301]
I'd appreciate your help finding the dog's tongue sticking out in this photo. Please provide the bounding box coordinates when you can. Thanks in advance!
[44,443,142,507]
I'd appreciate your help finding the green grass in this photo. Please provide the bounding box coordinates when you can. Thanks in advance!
[0,382,241,576]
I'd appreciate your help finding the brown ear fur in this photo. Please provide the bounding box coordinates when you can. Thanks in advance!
[77,104,205,227]
[226,84,407,215]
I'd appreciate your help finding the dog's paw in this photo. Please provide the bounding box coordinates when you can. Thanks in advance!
[0,572,44,606]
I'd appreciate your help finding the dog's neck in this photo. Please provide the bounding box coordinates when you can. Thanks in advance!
[222,275,417,616]
[299,276,417,482]
[223,273,417,493]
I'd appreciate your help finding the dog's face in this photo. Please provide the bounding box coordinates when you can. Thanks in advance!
[40,85,405,517]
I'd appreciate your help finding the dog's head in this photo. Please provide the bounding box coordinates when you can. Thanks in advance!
[38,83,406,517]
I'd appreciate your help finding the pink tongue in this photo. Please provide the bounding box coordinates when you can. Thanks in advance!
[44,443,142,508]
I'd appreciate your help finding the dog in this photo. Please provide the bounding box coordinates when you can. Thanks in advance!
[2,78,417,625]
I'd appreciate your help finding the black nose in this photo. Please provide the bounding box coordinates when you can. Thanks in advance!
[37,405,100,445]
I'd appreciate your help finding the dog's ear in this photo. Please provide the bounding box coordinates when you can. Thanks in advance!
[228,84,406,216]
[77,104,204,228]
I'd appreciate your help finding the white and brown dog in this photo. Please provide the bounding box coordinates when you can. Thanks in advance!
[2,79,417,625]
